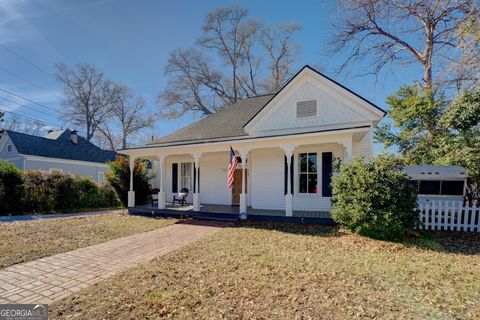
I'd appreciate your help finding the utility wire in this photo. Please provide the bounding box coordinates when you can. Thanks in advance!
[0,65,63,99]
[0,44,54,79]
[0,97,59,120]
[0,102,61,126]
[0,106,60,128]
[0,88,58,113]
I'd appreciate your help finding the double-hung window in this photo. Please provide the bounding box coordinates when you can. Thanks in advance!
[180,162,193,191]
[299,153,318,193]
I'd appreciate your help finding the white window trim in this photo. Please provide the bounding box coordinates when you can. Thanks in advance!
[296,152,320,195]
[178,161,193,192]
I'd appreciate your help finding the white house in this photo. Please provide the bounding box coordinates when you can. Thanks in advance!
[0,129,116,184]
[121,66,386,216]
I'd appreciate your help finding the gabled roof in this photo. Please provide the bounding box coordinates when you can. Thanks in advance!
[5,129,116,163]
[148,94,274,146]
[243,65,386,128]
[146,65,385,148]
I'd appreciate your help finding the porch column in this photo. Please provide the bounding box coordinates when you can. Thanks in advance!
[284,146,294,216]
[157,155,166,209]
[128,157,136,207]
[342,137,353,162]
[193,153,202,211]
[239,149,250,214]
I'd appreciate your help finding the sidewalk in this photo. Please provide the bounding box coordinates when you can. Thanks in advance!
[0,220,230,304]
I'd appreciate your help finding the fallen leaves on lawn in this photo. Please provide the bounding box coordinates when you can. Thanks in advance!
[50,222,480,319]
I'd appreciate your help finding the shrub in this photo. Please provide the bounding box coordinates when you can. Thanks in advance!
[106,156,151,207]
[51,171,80,211]
[99,183,120,207]
[331,155,419,240]
[0,160,24,214]
[23,170,120,213]
[23,170,55,213]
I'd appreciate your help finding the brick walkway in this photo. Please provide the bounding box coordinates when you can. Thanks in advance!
[0,220,229,304]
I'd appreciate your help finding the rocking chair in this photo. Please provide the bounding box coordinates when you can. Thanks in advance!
[173,188,189,206]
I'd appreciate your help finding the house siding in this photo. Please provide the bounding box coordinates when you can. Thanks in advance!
[247,77,373,137]
[199,153,231,205]
[0,135,23,169]
[352,129,373,160]
[24,159,110,184]
[251,148,285,210]
[165,153,251,206]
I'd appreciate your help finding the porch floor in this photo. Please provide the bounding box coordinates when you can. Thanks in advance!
[130,203,333,224]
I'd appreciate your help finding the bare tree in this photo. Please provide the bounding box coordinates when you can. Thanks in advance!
[448,15,480,88]
[158,5,301,118]
[2,114,47,135]
[330,0,479,91]
[56,63,117,141]
[99,84,153,150]
[159,49,220,118]
[261,23,301,93]
[199,6,260,103]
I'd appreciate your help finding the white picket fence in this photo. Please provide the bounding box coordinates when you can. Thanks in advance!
[418,200,479,232]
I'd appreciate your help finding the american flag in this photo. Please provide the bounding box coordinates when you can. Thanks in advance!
[227,146,238,188]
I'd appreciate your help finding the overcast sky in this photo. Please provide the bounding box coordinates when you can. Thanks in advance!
[0,0,419,148]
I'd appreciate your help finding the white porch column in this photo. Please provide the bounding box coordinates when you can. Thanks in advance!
[283,146,294,216]
[192,153,202,211]
[157,155,166,209]
[342,137,353,162]
[239,149,250,214]
[128,157,136,207]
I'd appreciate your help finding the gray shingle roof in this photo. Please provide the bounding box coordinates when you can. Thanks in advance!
[6,129,117,163]
[148,94,274,146]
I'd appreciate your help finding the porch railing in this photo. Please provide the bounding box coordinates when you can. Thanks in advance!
[417,200,479,232]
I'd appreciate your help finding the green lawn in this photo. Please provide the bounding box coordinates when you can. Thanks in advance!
[0,213,177,268]
[50,222,480,319]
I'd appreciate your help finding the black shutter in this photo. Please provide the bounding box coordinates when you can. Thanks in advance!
[322,152,333,197]
[172,163,178,193]
[284,155,294,195]
[284,156,287,195]
[198,168,200,193]
[290,155,294,195]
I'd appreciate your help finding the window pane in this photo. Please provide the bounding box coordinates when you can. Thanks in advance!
[180,163,192,191]
[299,154,307,173]
[308,174,318,193]
[308,153,317,173]
[418,180,441,195]
[299,174,307,193]
[441,180,464,196]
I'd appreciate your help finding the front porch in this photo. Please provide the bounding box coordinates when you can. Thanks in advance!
[129,204,334,224]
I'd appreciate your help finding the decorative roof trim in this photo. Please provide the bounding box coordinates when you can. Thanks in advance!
[243,65,386,128]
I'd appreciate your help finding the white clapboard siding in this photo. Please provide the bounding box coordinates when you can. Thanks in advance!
[417,200,479,232]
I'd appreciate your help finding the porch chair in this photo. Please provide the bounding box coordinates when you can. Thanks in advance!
[150,188,160,206]
[173,188,189,206]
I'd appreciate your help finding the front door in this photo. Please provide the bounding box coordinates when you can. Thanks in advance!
[231,168,247,206]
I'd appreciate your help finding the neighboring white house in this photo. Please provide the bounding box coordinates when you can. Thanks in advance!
[120,65,386,216]
[0,129,116,184]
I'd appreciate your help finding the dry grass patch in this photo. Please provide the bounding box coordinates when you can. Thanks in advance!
[51,222,480,320]
[0,213,177,268]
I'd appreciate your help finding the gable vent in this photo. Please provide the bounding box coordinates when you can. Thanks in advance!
[296,100,317,118]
